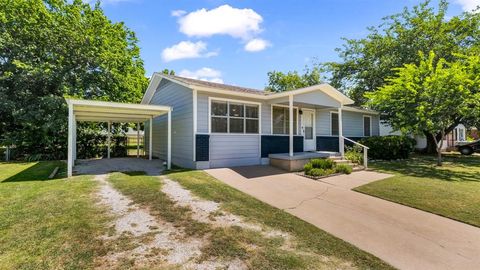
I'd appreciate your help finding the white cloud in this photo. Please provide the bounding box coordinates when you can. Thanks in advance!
[179,67,224,83]
[455,0,480,11]
[171,10,187,17]
[161,41,217,62]
[177,5,263,40]
[244,38,271,52]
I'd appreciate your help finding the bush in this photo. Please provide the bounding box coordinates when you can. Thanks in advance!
[304,163,313,174]
[359,135,416,160]
[310,158,335,170]
[308,168,336,177]
[335,164,352,174]
[344,145,363,164]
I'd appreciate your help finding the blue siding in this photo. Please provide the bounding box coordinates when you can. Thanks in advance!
[146,80,194,168]
[315,109,380,137]
[261,135,304,157]
[209,134,260,167]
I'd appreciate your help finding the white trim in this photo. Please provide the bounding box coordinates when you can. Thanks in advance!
[149,116,152,160]
[301,108,316,151]
[289,95,294,157]
[167,111,171,169]
[343,106,379,115]
[338,106,344,157]
[330,111,339,136]
[67,103,74,177]
[141,73,354,106]
[208,97,261,135]
[193,89,197,161]
[271,104,299,135]
[363,115,372,137]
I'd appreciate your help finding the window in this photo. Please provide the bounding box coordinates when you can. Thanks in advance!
[363,116,371,137]
[210,100,259,133]
[272,106,297,135]
[331,112,339,136]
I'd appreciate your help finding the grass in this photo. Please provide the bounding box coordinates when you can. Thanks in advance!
[0,161,110,269]
[355,154,480,227]
[163,169,393,269]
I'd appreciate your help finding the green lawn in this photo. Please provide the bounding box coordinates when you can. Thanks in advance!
[355,154,480,227]
[0,161,110,269]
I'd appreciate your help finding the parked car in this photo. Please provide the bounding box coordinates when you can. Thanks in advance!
[457,140,480,155]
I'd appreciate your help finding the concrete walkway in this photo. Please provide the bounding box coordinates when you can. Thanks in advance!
[206,166,480,270]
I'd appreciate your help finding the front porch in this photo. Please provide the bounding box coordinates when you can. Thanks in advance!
[269,151,340,171]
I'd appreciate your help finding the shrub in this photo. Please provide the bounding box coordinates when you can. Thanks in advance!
[308,168,336,177]
[310,158,335,169]
[359,135,416,160]
[303,163,313,174]
[344,145,363,164]
[335,164,352,174]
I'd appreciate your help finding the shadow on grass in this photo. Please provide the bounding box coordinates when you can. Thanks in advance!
[372,154,480,182]
[2,161,66,183]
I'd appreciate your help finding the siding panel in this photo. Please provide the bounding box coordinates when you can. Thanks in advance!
[209,134,260,167]
[145,80,194,168]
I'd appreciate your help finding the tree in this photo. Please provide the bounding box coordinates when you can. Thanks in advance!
[265,65,323,92]
[161,69,175,75]
[324,0,480,105]
[0,0,148,159]
[366,51,480,165]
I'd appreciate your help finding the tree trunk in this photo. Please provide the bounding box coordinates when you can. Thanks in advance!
[424,132,438,154]
[432,130,445,166]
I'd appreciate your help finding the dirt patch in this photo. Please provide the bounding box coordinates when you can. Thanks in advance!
[161,177,291,242]
[94,174,235,269]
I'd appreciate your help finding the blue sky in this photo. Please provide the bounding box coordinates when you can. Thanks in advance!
[98,0,474,89]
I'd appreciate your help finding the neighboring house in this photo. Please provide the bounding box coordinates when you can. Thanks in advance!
[141,74,380,169]
[384,123,469,151]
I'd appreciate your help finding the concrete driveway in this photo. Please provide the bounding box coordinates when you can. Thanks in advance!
[206,166,480,270]
[74,158,164,176]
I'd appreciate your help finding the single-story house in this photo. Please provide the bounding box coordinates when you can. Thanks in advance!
[141,74,379,169]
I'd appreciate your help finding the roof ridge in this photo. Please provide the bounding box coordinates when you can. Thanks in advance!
[162,74,270,95]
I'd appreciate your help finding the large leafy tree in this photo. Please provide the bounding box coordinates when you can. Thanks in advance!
[265,65,323,92]
[366,51,480,165]
[324,0,480,105]
[0,0,148,159]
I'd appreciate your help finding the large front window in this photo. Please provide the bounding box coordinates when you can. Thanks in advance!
[272,106,297,135]
[211,100,259,133]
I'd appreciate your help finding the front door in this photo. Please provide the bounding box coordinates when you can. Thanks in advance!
[302,110,315,151]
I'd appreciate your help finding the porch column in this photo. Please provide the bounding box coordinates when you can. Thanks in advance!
[73,118,77,162]
[167,110,172,170]
[67,103,74,177]
[136,123,140,158]
[149,116,152,160]
[338,106,344,157]
[107,121,111,159]
[289,94,294,157]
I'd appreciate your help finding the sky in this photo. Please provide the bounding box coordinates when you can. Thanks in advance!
[96,0,478,90]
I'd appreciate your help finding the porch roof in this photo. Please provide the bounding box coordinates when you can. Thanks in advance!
[66,99,171,123]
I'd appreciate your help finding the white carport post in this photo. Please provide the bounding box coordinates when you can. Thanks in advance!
[107,121,111,159]
[67,103,74,177]
[73,118,77,161]
[167,109,171,170]
[338,106,344,157]
[136,122,140,158]
[149,116,152,160]
[289,94,294,157]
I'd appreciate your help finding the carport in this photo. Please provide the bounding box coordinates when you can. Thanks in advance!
[66,99,172,177]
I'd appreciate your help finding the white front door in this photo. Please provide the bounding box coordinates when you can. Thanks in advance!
[302,110,315,151]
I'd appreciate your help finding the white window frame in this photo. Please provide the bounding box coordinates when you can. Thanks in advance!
[363,115,372,137]
[208,97,261,134]
[270,104,299,135]
[330,111,339,136]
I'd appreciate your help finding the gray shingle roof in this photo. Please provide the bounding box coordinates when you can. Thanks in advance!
[164,74,270,96]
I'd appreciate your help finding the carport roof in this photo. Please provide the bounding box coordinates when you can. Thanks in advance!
[66,98,171,123]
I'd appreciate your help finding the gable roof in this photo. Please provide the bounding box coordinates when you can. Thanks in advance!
[141,72,354,105]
